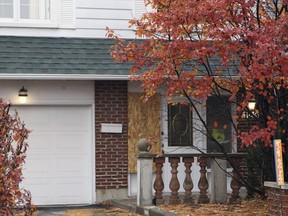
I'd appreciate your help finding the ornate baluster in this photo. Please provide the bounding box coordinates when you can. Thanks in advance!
[153,157,165,205]
[197,155,209,204]
[229,156,242,203]
[183,157,194,203]
[169,157,181,204]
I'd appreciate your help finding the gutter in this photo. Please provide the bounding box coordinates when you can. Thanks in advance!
[0,74,130,80]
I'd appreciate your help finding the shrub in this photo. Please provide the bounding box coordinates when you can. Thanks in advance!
[0,99,35,215]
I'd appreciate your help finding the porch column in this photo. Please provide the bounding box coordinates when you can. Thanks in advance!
[137,138,153,206]
[210,158,227,203]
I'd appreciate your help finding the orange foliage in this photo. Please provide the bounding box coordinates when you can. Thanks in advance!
[107,0,288,146]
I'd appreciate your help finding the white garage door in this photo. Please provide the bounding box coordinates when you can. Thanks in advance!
[16,105,93,206]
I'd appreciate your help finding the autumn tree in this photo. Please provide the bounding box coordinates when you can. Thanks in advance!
[0,99,35,215]
[107,0,288,196]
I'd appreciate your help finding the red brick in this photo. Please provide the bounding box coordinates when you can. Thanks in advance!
[95,81,128,189]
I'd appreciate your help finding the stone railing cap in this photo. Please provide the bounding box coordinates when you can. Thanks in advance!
[264,181,288,189]
[163,153,246,158]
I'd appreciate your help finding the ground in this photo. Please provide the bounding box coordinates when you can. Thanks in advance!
[160,199,269,215]
[33,207,139,216]
[33,198,268,216]
[64,207,139,216]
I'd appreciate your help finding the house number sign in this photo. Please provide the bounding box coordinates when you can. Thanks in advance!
[273,139,284,186]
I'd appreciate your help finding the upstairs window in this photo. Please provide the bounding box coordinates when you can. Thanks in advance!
[0,0,51,20]
[0,0,75,28]
[20,0,50,20]
[0,0,13,18]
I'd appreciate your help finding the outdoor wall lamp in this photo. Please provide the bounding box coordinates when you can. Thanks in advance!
[18,86,28,104]
[248,99,256,111]
[242,99,258,118]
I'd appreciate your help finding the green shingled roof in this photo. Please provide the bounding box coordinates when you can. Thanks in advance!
[0,36,131,76]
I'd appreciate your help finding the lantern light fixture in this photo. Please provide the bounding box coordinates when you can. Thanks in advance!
[248,99,256,111]
[242,99,258,118]
[18,86,28,104]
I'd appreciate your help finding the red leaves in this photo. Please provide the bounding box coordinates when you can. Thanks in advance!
[0,99,35,215]
[240,120,277,147]
[108,0,288,148]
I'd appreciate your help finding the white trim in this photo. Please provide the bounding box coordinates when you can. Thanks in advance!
[0,74,130,80]
[12,100,94,106]
[91,103,96,204]
[0,20,58,28]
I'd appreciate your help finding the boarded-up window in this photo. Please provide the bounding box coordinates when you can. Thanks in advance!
[128,92,161,173]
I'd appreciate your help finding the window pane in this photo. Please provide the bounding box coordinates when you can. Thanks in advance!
[20,0,50,20]
[0,0,13,18]
[207,96,232,153]
[168,104,193,146]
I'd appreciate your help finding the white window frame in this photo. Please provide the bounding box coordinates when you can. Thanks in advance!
[0,0,58,28]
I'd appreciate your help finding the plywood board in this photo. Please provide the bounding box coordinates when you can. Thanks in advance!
[128,92,161,173]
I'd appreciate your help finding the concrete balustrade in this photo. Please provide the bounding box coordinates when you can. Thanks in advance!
[137,152,246,208]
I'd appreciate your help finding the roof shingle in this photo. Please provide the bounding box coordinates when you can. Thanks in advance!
[0,36,131,76]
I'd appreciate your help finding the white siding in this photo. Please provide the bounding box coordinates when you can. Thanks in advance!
[77,0,133,9]
[0,80,94,105]
[0,0,139,38]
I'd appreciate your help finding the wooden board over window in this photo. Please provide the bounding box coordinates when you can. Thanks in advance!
[128,92,161,173]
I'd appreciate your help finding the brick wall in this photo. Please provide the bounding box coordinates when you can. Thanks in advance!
[266,186,288,215]
[95,80,128,190]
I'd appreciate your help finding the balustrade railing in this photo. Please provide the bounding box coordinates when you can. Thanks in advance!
[153,153,245,205]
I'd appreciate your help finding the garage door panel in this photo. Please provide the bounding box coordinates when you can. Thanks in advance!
[54,108,90,130]
[55,159,89,178]
[18,111,52,129]
[56,157,83,173]
[26,141,50,154]
[26,133,53,154]
[57,180,91,196]
[56,133,89,154]
[17,105,93,205]
[28,133,90,155]
[21,178,55,205]
[24,157,52,176]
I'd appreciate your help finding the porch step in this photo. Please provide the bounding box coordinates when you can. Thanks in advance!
[109,199,177,216]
